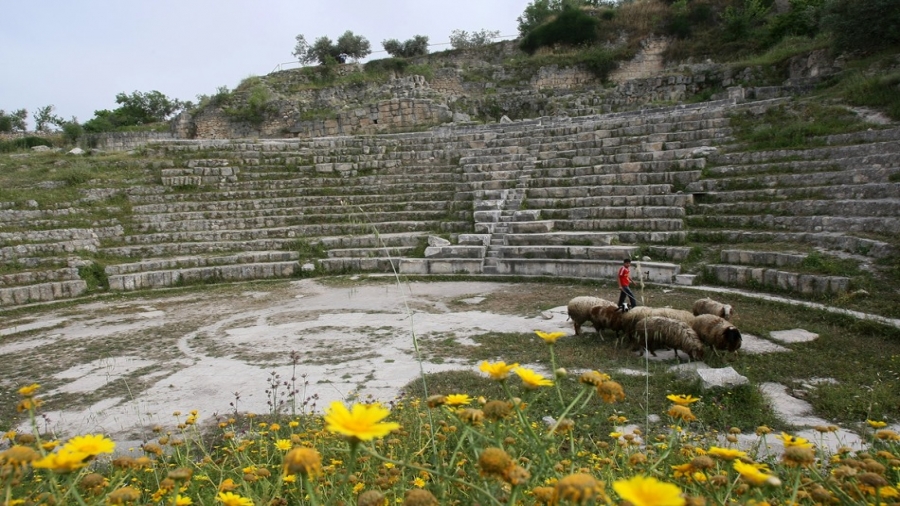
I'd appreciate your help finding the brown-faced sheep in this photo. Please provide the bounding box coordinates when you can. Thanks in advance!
[692,298,734,320]
[691,314,742,353]
[633,316,705,361]
[567,296,615,335]
[618,306,655,340]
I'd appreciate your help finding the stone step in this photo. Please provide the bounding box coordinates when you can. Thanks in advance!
[0,280,87,306]
[686,214,898,236]
[110,221,470,246]
[692,198,900,218]
[528,194,692,208]
[399,257,484,275]
[703,152,900,178]
[318,257,401,273]
[720,249,807,267]
[705,264,849,295]
[684,230,893,258]
[550,218,684,232]
[694,182,900,204]
[527,184,675,199]
[424,245,486,259]
[131,201,456,223]
[130,188,461,206]
[710,138,900,166]
[533,157,705,174]
[104,251,300,275]
[0,267,82,288]
[687,167,898,192]
[107,261,299,291]
[133,210,459,233]
[131,192,460,213]
[327,247,415,258]
[531,171,701,188]
[496,245,638,260]
[541,206,686,220]
[491,258,680,283]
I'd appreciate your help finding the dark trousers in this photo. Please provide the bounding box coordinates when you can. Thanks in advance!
[618,286,637,308]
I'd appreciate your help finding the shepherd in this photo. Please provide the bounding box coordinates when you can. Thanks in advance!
[617,258,638,312]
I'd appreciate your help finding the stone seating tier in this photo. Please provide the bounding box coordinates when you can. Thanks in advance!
[692,198,900,219]
[720,249,807,267]
[129,192,461,213]
[0,267,81,287]
[687,214,898,236]
[703,152,900,179]
[107,261,299,291]
[532,157,706,175]
[0,281,87,306]
[540,205,686,220]
[496,245,638,260]
[705,264,850,295]
[103,251,300,275]
[686,167,897,192]
[696,183,899,204]
[686,230,893,259]
[527,194,693,209]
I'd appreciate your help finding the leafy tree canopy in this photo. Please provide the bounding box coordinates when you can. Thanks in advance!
[382,35,430,58]
[83,90,183,133]
[0,109,28,133]
[293,31,372,65]
[517,0,608,36]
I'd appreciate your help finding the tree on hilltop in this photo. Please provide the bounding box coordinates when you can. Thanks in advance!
[0,109,28,133]
[83,90,184,133]
[293,31,372,65]
[382,35,429,58]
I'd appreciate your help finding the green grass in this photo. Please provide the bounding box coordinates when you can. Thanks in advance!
[729,102,872,151]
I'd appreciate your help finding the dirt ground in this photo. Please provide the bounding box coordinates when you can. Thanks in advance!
[1,279,561,447]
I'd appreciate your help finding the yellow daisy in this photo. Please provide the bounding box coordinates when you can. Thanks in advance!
[444,394,472,406]
[777,432,814,449]
[666,394,700,406]
[733,460,781,487]
[478,361,519,381]
[535,330,566,344]
[324,401,401,442]
[216,492,254,506]
[707,447,747,460]
[613,475,685,506]
[866,419,888,428]
[63,434,115,456]
[514,367,553,389]
[17,384,40,397]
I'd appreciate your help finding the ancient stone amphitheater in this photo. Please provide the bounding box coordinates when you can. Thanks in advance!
[2,91,897,308]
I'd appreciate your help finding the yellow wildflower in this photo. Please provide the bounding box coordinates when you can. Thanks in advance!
[324,401,401,442]
[734,461,781,487]
[17,384,40,397]
[667,405,697,423]
[175,496,194,506]
[707,447,747,461]
[866,419,888,428]
[107,486,141,504]
[216,492,254,506]
[613,475,686,506]
[274,439,292,451]
[667,394,700,406]
[597,381,625,403]
[515,367,553,389]
[64,434,115,456]
[444,394,472,406]
[478,361,519,381]
[535,330,566,344]
[32,448,90,473]
[777,432,813,449]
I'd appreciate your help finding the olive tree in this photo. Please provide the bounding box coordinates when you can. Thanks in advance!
[382,35,429,58]
[293,31,372,64]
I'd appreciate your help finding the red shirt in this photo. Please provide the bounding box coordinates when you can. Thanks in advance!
[618,265,631,287]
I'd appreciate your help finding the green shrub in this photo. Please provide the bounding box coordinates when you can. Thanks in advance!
[840,71,900,121]
[78,262,109,291]
[0,136,53,153]
[765,0,826,45]
[364,57,409,75]
[822,0,900,54]
[225,84,277,125]
[519,7,600,54]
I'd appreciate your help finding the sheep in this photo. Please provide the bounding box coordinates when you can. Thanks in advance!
[649,307,695,325]
[567,296,615,335]
[691,314,742,353]
[633,316,706,361]
[692,298,734,320]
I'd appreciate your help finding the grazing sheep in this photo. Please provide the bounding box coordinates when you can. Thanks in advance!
[567,296,615,335]
[649,307,695,325]
[618,306,655,340]
[691,314,742,353]
[692,298,734,320]
[633,316,706,361]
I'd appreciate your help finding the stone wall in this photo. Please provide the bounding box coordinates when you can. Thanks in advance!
[83,131,176,151]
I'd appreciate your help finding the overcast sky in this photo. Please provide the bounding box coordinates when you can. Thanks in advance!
[1,1,526,128]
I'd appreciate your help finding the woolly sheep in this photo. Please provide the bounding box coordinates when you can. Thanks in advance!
[692,298,734,320]
[567,296,615,335]
[649,307,695,325]
[633,316,705,361]
[691,314,742,353]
